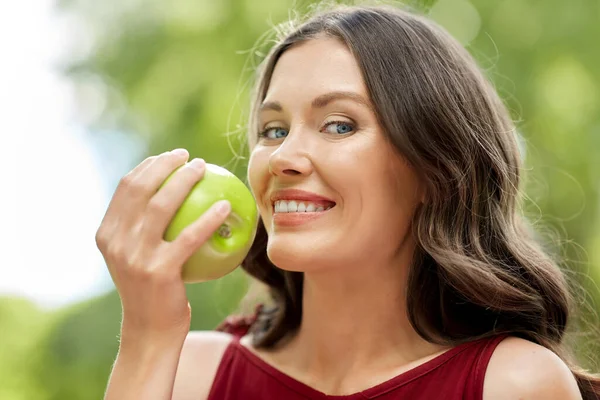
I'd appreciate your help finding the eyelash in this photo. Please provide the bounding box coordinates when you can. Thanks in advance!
[258,120,357,139]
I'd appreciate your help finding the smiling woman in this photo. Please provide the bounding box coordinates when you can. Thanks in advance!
[98,2,599,400]
[224,3,599,399]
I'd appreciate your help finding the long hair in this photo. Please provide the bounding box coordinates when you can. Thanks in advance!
[239,3,599,398]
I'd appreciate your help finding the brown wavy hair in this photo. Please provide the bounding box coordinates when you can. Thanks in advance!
[238,3,600,398]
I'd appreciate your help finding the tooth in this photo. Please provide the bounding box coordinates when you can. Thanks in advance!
[297,202,306,212]
[306,203,316,212]
[279,201,288,213]
[288,200,298,212]
[316,206,324,212]
[274,202,280,212]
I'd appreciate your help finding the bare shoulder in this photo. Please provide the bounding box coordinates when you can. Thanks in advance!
[483,336,582,400]
[172,330,234,400]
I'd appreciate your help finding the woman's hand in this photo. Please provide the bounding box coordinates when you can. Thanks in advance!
[95,149,231,337]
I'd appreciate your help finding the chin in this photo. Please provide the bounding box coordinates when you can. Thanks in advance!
[266,234,336,272]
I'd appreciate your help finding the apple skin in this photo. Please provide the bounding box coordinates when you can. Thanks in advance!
[161,163,258,283]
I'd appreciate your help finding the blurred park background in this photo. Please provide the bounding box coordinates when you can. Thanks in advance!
[1,0,599,398]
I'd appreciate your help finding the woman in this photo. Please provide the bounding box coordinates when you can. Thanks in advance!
[96,3,600,399]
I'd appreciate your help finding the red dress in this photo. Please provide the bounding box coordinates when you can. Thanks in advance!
[210,311,507,400]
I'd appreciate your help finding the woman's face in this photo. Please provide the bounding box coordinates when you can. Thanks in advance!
[248,37,423,272]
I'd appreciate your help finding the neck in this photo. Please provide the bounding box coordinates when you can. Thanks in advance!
[280,244,446,394]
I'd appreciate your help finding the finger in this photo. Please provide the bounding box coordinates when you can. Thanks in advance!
[134,148,192,198]
[107,149,190,223]
[98,154,161,237]
[165,200,232,268]
[141,158,207,241]
[127,154,161,181]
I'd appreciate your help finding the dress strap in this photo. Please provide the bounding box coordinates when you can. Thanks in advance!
[215,303,264,338]
[467,334,509,400]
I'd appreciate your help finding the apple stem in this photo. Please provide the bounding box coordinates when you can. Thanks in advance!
[217,224,232,238]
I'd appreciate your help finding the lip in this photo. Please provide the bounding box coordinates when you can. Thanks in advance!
[273,208,333,227]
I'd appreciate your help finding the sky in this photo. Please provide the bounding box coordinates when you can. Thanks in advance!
[0,0,126,310]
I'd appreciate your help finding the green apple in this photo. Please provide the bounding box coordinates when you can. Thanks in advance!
[161,162,258,283]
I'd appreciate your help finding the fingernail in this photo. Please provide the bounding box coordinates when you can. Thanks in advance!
[171,148,188,156]
[189,158,205,169]
[215,200,231,215]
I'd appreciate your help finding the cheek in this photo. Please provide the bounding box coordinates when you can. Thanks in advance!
[359,155,421,242]
[248,147,272,219]
[383,165,422,236]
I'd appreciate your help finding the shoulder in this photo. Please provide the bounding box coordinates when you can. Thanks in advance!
[483,336,582,400]
[172,330,235,400]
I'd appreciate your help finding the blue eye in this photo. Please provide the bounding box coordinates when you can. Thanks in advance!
[323,121,355,135]
[259,127,288,139]
[258,120,356,140]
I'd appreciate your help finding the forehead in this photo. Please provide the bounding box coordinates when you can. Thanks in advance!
[265,37,368,101]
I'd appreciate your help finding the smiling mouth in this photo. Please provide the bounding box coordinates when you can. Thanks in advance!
[273,200,335,213]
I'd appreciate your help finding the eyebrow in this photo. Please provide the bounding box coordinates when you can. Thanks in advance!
[259,91,374,113]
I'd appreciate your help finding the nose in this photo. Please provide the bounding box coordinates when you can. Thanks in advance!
[268,128,313,178]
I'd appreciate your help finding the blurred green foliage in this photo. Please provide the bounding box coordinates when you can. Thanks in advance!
[2,0,599,398]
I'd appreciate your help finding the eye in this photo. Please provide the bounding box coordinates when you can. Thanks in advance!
[322,120,355,135]
[259,127,288,140]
